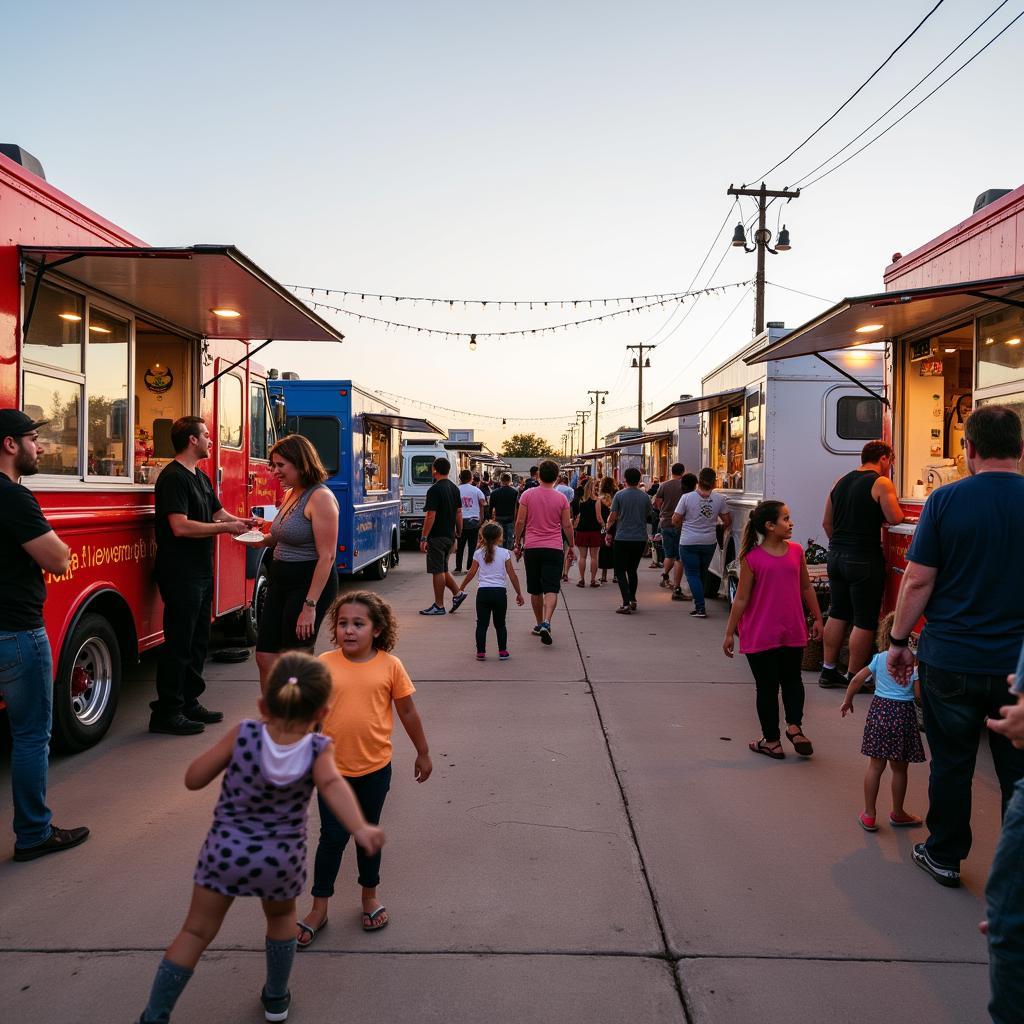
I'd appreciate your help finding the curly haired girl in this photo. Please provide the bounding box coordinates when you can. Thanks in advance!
[295,591,431,946]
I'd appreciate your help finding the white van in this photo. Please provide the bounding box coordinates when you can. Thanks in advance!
[399,439,487,546]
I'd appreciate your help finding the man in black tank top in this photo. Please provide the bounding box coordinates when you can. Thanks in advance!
[819,440,903,689]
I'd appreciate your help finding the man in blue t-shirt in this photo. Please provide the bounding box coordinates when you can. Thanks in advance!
[888,405,1024,889]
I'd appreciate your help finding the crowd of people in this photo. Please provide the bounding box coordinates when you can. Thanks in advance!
[3,400,1024,1021]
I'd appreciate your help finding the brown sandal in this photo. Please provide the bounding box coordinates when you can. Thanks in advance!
[749,738,785,760]
[785,728,814,757]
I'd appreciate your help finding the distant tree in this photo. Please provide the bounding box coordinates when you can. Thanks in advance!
[500,432,558,458]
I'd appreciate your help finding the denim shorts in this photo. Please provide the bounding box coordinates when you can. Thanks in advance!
[826,547,885,630]
[659,525,680,558]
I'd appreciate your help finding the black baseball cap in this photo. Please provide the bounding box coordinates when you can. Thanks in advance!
[0,409,49,440]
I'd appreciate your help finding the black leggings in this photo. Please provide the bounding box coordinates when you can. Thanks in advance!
[476,587,508,653]
[456,522,480,571]
[613,540,646,605]
[311,763,391,894]
[745,647,805,742]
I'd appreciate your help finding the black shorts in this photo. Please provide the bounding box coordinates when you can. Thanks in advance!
[256,558,339,654]
[826,547,885,632]
[523,547,563,595]
[426,535,454,575]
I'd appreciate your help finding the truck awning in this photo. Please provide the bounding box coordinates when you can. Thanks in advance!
[646,388,745,423]
[364,413,443,435]
[20,244,345,343]
[602,430,672,450]
[746,273,1024,365]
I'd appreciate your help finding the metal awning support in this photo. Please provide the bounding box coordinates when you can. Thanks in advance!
[201,340,274,392]
[21,253,88,343]
[813,353,889,407]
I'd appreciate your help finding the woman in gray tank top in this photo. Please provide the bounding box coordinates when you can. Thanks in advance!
[254,435,340,692]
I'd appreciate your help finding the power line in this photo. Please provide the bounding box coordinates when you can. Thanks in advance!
[370,388,635,424]
[801,7,1024,190]
[766,280,838,304]
[746,0,947,183]
[792,0,1011,188]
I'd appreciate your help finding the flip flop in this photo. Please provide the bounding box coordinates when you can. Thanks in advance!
[785,728,814,757]
[362,906,389,932]
[296,917,328,949]
[749,738,785,760]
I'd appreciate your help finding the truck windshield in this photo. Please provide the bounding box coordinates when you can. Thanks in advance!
[411,455,434,484]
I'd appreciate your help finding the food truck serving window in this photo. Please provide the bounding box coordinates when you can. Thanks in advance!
[364,419,390,492]
[711,402,744,489]
[744,389,762,463]
[250,383,275,461]
[977,304,1024,389]
[86,307,130,478]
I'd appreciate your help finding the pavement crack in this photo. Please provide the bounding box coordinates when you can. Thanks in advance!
[563,599,694,1024]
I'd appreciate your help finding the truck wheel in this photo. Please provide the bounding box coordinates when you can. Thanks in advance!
[241,563,271,646]
[53,613,121,753]
[367,555,389,581]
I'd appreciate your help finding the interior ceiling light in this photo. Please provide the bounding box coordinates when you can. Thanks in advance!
[856,324,884,334]
[58,312,82,322]
[944,347,956,353]
[986,337,996,345]
[1007,337,1021,346]
[88,325,111,334]
[210,308,241,318]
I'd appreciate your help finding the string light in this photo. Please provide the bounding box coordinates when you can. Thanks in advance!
[298,281,752,342]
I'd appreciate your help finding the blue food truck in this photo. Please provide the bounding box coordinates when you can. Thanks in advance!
[268,377,441,578]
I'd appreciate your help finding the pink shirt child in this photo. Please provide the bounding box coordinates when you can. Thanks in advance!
[738,541,808,654]
[518,487,569,550]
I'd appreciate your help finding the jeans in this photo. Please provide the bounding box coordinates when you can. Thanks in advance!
[456,521,480,572]
[0,627,54,848]
[745,647,805,742]
[919,662,1024,867]
[680,543,717,611]
[154,576,214,717]
[476,587,508,653]
[613,540,646,605]
[311,763,391,894]
[497,519,514,550]
[987,778,1024,1023]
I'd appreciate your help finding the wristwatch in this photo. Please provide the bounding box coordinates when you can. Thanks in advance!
[303,599,316,609]
[889,634,910,648]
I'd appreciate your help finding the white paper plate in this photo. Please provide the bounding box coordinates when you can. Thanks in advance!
[233,530,266,544]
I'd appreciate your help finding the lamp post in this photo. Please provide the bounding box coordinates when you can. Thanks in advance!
[727,182,800,336]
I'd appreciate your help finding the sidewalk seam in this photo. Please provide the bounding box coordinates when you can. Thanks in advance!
[563,598,694,1024]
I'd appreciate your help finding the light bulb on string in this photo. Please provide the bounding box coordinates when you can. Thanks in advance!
[469,334,477,351]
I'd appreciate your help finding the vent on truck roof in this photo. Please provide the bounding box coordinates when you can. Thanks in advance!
[973,189,1012,214]
[0,144,46,180]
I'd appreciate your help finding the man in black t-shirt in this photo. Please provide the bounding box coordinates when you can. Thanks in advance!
[0,409,89,861]
[488,472,519,549]
[151,416,253,735]
[418,456,463,615]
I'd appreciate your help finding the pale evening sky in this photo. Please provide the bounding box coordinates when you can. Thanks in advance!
[4,0,1023,451]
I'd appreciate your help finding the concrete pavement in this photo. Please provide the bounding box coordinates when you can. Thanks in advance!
[0,555,999,1022]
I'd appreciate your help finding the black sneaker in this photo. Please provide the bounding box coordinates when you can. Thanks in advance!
[538,622,553,645]
[149,713,205,736]
[13,824,90,862]
[261,987,291,1022]
[183,703,223,724]
[689,608,707,619]
[451,592,468,613]
[913,842,960,888]
[818,667,846,689]
[419,604,446,616]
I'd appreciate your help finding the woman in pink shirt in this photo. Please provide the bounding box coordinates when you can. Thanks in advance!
[723,500,824,760]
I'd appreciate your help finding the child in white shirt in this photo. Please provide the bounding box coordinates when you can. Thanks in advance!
[456,522,524,660]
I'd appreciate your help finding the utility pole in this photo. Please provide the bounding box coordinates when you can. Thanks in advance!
[587,389,608,450]
[567,422,577,457]
[575,410,591,457]
[727,182,800,336]
[626,344,656,432]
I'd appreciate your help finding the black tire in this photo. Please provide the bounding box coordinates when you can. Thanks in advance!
[241,562,271,646]
[366,554,389,581]
[53,613,121,753]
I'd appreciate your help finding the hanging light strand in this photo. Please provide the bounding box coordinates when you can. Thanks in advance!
[299,281,752,341]
[370,388,636,424]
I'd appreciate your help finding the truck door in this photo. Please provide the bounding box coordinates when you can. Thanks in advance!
[213,362,247,616]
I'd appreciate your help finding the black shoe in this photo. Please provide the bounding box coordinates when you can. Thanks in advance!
[149,713,205,736]
[671,588,690,602]
[261,987,291,1022]
[183,703,223,724]
[913,842,960,888]
[13,825,90,862]
[818,667,846,689]
[689,608,707,619]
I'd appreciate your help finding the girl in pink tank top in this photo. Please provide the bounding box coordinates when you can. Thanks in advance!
[723,501,824,761]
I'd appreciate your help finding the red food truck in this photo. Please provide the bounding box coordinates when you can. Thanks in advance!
[747,185,1024,610]
[0,146,344,751]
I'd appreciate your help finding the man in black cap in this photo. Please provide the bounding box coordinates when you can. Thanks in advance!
[0,409,90,861]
